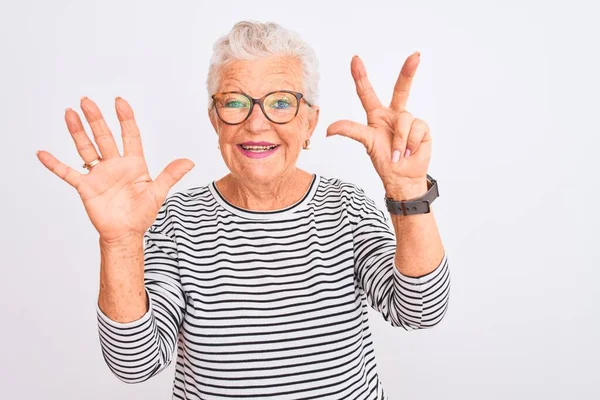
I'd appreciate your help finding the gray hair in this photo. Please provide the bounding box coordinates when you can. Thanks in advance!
[206,21,320,107]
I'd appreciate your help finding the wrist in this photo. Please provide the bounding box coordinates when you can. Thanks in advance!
[99,233,144,251]
[384,179,429,201]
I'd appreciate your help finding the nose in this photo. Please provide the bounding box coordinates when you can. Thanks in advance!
[244,102,270,133]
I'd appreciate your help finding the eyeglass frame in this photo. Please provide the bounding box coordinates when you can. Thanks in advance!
[211,90,312,125]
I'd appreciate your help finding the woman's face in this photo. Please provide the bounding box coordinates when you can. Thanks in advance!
[209,56,319,185]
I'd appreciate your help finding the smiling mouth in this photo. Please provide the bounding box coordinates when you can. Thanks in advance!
[238,144,279,152]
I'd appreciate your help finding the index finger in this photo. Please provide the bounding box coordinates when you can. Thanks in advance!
[351,55,383,114]
[390,51,420,112]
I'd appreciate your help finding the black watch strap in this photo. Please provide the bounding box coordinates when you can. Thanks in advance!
[385,174,439,216]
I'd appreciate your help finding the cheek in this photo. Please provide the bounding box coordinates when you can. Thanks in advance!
[279,128,303,151]
[281,116,309,149]
[216,129,242,165]
[218,126,239,145]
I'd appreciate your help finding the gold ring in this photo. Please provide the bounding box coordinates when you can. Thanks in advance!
[83,157,102,170]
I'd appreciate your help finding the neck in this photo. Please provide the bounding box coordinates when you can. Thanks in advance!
[216,168,313,211]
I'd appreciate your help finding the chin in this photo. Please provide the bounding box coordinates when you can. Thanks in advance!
[241,166,283,183]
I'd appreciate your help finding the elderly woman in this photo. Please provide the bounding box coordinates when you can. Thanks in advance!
[37,21,449,400]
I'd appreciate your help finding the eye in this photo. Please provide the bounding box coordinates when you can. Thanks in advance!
[224,99,247,108]
[269,98,291,110]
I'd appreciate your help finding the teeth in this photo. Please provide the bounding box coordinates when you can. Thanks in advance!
[241,145,277,151]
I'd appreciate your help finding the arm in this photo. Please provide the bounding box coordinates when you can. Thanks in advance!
[326,52,450,329]
[98,235,147,323]
[97,203,186,383]
[352,187,450,330]
[386,179,446,278]
[36,96,193,383]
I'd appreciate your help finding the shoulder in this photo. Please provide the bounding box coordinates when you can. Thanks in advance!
[318,175,389,228]
[317,175,367,198]
[169,183,212,203]
[148,182,216,237]
[156,182,215,220]
[316,175,379,213]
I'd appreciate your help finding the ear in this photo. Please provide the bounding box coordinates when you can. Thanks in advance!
[306,105,320,140]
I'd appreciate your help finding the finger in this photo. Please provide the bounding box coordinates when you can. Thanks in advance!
[115,97,145,158]
[154,159,195,199]
[412,137,432,163]
[327,120,374,151]
[351,55,383,114]
[65,108,101,164]
[80,97,121,159]
[390,51,420,112]
[392,112,413,163]
[36,150,83,188]
[405,119,430,158]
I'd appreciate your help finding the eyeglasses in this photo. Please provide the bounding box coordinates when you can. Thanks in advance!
[211,90,311,125]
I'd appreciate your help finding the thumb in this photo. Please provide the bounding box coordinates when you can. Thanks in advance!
[154,158,195,198]
[326,120,371,148]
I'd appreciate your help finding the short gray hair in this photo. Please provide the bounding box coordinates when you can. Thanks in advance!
[206,20,320,107]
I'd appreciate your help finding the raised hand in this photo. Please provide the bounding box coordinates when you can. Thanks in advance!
[327,52,431,199]
[37,97,195,243]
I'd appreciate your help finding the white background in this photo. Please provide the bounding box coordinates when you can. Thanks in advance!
[1,0,598,399]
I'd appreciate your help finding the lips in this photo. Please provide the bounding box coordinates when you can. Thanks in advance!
[237,141,280,159]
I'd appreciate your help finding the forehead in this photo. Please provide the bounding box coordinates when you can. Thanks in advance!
[217,56,304,96]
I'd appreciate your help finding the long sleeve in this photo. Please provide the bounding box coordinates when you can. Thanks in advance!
[97,201,186,383]
[350,186,450,330]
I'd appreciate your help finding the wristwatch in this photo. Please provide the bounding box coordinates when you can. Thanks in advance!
[385,174,439,216]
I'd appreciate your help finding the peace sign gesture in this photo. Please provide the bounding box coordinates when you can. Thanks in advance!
[327,52,431,200]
